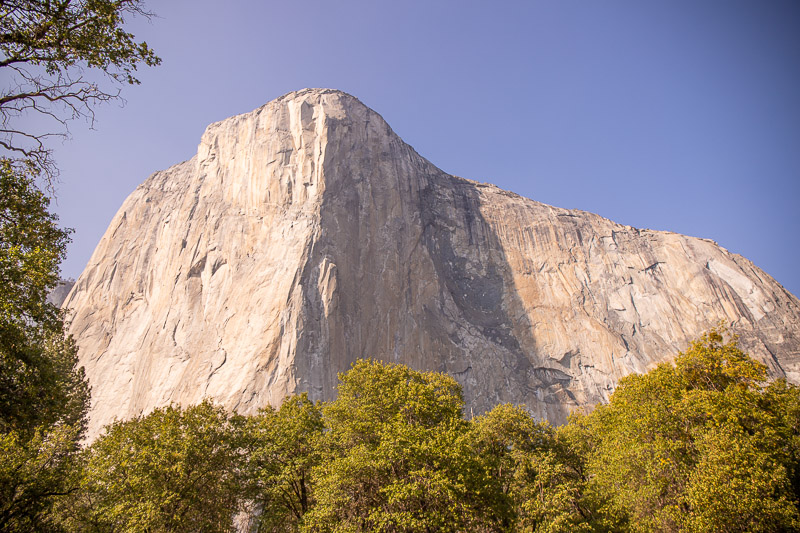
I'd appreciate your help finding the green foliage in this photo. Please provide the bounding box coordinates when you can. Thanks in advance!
[245,393,324,532]
[0,158,82,421]
[304,359,489,532]
[0,160,67,329]
[17,335,795,532]
[576,328,800,532]
[1,3,160,529]
[323,359,465,443]
[0,423,83,532]
[469,404,594,532]
[0,159,88,434]
[1,0,161,175]
[61,401,244,533]
[0,0,160,83]
[0,160,88,531]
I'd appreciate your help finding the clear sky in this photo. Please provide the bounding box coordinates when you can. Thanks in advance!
[43,0,800,297]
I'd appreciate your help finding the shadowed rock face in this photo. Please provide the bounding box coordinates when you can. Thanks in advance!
[64,89,800,439]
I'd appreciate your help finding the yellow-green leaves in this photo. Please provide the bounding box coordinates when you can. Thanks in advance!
[16,335,799,532]
[66,401,244,533]
[0,423,83,532]
[306,360,480,532]
[577,328,800,532]
[674,329,767,392]
[244,393,324,532]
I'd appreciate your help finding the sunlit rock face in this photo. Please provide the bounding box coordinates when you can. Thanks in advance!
[64,88,800,439]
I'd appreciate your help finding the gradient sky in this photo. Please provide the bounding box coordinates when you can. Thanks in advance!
[39,0,800,297]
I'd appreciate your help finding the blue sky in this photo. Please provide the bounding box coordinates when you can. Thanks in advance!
[45,0,800,297]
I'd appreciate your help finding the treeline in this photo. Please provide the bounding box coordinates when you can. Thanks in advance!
[4,329,800,532]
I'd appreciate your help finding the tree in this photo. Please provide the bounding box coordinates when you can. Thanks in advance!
[1,0,161,178]
[0,160,87,434]
[0,3,159,527]
[468,404,595,533]
[0,422,83,532]
[0,159,89,531]
[574,329,800,532]
[304,359,491,532]
[244,393,324,532]
[60,401,245,533]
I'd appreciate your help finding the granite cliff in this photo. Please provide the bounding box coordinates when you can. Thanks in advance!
[63,89,800,439]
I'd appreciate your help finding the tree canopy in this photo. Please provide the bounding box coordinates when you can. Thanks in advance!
[0,2,161,530]
[244,393,324,532]
[305,360,483,532]
[59,401,245,533]
[0,159,87,435]
[573,329,800,532]
[0,158,89,533]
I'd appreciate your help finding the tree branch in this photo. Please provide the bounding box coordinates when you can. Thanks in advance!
[0,0,160,182]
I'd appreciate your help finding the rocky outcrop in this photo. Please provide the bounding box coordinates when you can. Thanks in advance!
[63,89,800,440]
[48,278,75,308]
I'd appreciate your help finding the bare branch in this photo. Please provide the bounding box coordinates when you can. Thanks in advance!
[0,0,160,183]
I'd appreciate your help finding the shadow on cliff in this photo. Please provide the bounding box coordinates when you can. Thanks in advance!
[415,172,577,423]
[290,101,575,423]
